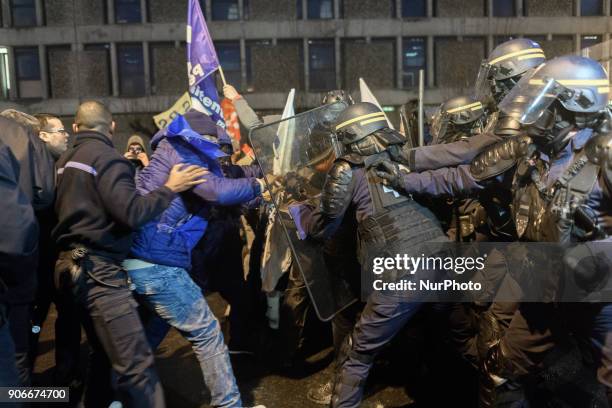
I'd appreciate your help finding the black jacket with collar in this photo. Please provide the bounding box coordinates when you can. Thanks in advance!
[52,131,175,262]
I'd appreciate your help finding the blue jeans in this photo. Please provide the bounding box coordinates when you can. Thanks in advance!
[127,264,242,408]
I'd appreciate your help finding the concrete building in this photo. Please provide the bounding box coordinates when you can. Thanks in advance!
[0,0,611,145]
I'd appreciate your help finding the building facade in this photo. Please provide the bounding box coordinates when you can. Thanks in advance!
[0,0,611,143]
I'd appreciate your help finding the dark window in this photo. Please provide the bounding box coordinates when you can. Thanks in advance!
[117,44,145,96]
[492,0,515,16]
[14,46,41,98]
[11,0,36,27]
[307,0,333,19]
[402,37,426,88]
[212,0,239,20]
[309,40,335,91]
[216,41,241,88]
[115,0,141,23]
[402,0,427,17]
[581,35,602,50]
[84,44,112,96]
[581,0,603,15]
[494,35,517,46]
[14,47,40,80]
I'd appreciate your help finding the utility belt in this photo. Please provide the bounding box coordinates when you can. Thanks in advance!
[55,247,134,298]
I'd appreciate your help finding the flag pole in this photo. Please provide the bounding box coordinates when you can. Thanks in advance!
[218,65,227,86]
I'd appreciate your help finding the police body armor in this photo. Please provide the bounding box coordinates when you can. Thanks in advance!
[331,134,445,296]
[512,133,610,243]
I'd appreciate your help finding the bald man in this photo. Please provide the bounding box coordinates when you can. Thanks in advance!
[53,101,207,408]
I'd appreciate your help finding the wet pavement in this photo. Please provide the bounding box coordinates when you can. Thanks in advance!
[31,294,475,408]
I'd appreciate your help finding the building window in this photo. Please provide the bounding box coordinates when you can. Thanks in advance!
[402,37,426,88]
[83,44,112,96]
[216,41,241,88]
[212,0,239,20]
[581,35,602,51]
[117,44,145,96]
[0,48,10,99]
[115,0,142,23]
[298,0,334,19]
[581,0,604,15]
[494,35,517,46]
[492,0,515,16]
[308,40,335,91]
[402,0,427,17]
[14,46,42,98]
[11,0,37,27]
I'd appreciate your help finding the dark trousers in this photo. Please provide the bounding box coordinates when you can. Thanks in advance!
[30,252,81,385]
[60,252,165,408]
[191,218,254,349]
[332,291,425,408]
[279,262,310,361]
[7,304,31,386]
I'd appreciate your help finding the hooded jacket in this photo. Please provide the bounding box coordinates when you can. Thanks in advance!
[130,116,262,269]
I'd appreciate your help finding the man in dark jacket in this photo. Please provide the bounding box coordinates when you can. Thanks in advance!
[28,113,81,387]
[53,101,206,408]
[0,112,55,386]
[0,139,38,389]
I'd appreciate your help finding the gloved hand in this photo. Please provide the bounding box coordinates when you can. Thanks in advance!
[375,160,408,193]
[387,144,411,166]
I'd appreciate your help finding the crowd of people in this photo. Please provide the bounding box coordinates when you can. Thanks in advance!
[1,36,612,408]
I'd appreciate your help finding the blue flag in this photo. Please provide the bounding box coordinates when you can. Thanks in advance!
[187,0,226,129]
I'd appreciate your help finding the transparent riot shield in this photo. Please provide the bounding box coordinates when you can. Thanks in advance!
[249,103,358,322]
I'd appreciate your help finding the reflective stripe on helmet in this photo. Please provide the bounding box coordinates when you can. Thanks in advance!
[335,111,385,130]
[489,48,545,65]
[517,53,546,61]
[446,101,483,114]
[360,117,388,126]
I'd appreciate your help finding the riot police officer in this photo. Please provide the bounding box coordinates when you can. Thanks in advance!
[296,102,448,407]
[378,55,612,406]
[430,95,487,145]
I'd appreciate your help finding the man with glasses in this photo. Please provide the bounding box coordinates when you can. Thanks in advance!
[35,114,70,159]
[27,113,82,389]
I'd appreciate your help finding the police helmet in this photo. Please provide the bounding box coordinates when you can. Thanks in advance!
[334,102,388,145]
[476,38,546,102]
[499,55,610,125]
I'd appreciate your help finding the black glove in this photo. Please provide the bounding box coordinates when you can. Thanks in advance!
[387,144,412,167]
[283,172,309,202]
[375,160,407,193]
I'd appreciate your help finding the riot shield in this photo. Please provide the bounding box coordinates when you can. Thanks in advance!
[249,103,358,322]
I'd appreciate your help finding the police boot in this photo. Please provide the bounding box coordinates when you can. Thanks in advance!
[330,335,371,408]
[477,310,506,408]
[307,380,333,405]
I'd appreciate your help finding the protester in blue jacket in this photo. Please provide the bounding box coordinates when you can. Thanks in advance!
[125,111,266,408]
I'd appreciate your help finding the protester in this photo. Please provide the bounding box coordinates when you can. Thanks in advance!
[25,113,82,388]
[52,100,207,408]
[0,110,55,386]
[124,111,266,408]
[0,137,39,389]
[124,134,150,171]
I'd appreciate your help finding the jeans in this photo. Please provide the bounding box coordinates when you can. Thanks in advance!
[128,264,242,408]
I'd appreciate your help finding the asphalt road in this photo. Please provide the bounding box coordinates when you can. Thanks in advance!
[31,293,429,408]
